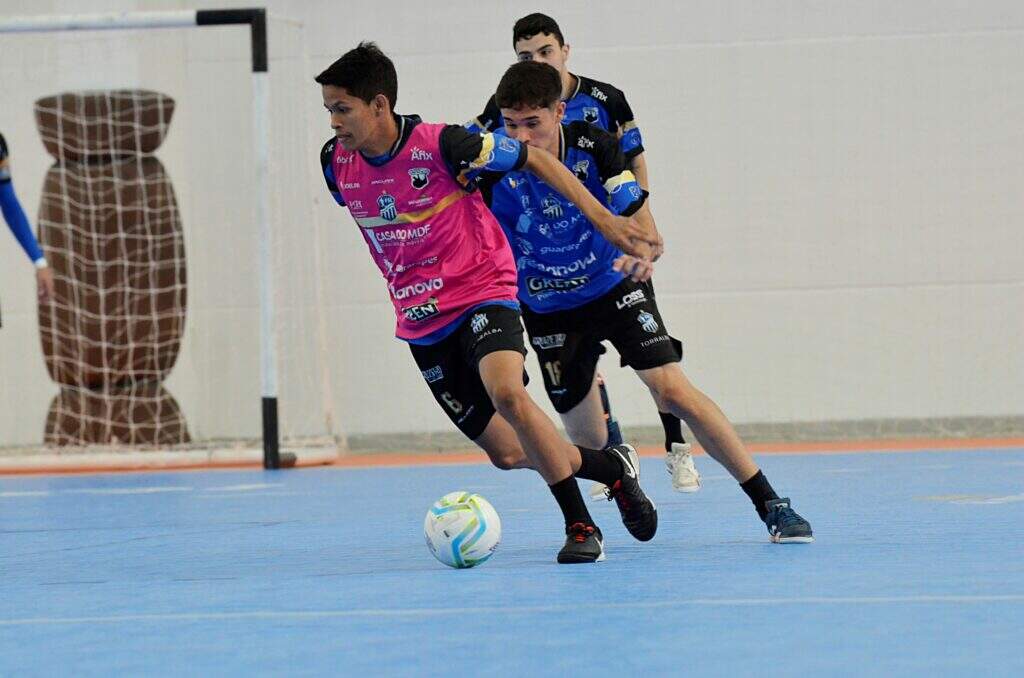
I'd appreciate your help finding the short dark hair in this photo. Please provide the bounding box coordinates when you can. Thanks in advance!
[315,41,398,112]
[495,61,562,111]
[512,13,565,47]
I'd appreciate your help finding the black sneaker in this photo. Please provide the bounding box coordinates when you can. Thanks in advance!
[606,444,658,542]
[557,523,605,563]
[765,498,814,543]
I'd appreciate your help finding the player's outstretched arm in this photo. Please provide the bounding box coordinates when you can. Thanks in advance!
[522,145,659,257]
[1,173,53,302]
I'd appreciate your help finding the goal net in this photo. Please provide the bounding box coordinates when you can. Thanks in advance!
[0,10,341,470]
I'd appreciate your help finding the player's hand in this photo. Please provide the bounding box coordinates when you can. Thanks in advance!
[36,267,55,303]
[613,253,654,283]
[601,214,660,257]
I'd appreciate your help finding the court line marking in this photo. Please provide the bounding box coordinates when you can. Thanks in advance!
[3,594,1022,627]
[63,487,193,495]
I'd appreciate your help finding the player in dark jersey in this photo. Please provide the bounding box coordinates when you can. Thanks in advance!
[466,13,698,486]
[316,43,661,562]
[1,132,53,327]
[473,62,812,543]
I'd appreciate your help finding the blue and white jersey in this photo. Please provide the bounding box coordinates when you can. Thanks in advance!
[468,74,644,161]
[479,121,647,313]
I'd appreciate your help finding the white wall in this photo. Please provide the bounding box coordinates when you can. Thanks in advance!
[2,0,1023,446]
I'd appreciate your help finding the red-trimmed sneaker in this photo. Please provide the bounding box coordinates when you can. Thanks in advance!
[557,523,605,563]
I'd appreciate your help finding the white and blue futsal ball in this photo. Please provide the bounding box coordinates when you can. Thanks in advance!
[424,492,501,568]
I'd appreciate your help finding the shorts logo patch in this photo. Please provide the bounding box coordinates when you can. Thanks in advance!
[421,365,444,383]
[638,310,659,333]
[470,313,489,333]
[408,167,430,189]
[616,289,646,309]
[531,333,567,350]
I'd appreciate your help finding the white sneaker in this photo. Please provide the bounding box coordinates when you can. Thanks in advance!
[666,442,700,492]
[587,445,640,502]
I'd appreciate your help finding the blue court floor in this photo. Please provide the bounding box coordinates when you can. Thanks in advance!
[1,446,1022,676]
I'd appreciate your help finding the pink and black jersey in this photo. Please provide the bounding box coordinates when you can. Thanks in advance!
[320,116,527,341]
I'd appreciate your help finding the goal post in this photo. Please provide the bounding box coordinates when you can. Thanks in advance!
[0,8,341,471]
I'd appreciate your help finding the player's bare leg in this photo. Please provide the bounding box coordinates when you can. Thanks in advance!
[477,350,579,484]
[561,374,608,450]
[473,413,545,471]
[477,350,607,561]
[474,357,658,545]
[636,362,812,543]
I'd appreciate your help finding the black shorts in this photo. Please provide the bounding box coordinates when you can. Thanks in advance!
[408,304,528,440]
[521,278,682,413]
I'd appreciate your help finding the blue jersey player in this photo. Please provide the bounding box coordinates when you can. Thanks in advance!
[475,63,813,543]
[465,13,701,481]
[1,131,53,327]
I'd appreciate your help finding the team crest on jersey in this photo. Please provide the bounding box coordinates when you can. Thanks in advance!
[583,107,600,123]
[377,192,398,221]
[638,310,659,333]
[542,196,563,218]
[470,313,489,334]
[572,160,590,181]
[408,167,430,190]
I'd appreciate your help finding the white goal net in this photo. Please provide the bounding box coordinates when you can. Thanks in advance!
[0,12,341,470]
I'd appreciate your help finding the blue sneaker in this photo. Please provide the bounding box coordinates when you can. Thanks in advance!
[765,498,813,543]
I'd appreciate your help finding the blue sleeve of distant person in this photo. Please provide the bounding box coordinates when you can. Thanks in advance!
[0,181,44,263]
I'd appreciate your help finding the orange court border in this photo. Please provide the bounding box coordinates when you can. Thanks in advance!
[3,436,1021,477]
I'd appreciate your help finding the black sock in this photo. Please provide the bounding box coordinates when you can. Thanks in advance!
[574,447,623,486]
[659,411,685,452]
[740,470,780,522]
[548,475,594,528]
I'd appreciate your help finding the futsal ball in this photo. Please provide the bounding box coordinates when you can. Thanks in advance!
[424,492,501,568]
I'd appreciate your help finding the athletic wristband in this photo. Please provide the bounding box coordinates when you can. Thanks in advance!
[34,258,48,269]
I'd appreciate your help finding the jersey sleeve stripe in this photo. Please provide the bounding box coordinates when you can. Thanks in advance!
[602,169,637,194]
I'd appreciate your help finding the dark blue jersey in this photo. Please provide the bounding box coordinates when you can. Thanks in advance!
[468,74,644,161]
[480,121,646,313]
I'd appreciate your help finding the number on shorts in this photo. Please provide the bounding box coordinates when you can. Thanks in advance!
[441,391,463,414]
[543,360,562,386]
